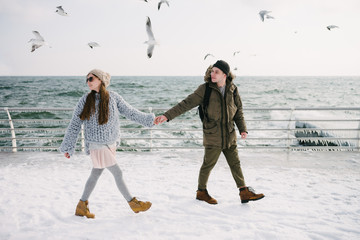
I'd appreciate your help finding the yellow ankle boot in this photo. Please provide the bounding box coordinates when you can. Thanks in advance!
[239,187,265,203]
[128,197,152,213]
[75,200,95,218]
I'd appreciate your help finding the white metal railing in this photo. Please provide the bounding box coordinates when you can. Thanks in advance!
[0,107,359,152]
[3,108,17,152]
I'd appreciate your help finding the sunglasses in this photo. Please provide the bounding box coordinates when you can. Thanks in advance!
[86,76,94,83]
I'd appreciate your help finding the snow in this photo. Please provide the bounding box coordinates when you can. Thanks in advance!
[0,150,360,240]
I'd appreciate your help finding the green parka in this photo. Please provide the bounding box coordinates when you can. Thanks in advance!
[163,74,247,149]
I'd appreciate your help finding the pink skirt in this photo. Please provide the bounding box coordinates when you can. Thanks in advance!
[90,146,117,169]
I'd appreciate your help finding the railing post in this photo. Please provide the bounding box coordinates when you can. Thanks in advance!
[4,108,17,153]
[81,124,85,152]
[149,107,153,152]
[287,107,295,150]
[357,120,360,151]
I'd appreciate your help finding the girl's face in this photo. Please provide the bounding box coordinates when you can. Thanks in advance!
[86,74,102,92]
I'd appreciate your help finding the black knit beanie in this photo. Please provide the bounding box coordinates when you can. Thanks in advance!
[213,60,230,76]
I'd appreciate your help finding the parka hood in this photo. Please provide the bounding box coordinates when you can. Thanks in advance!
[203,64,235,83]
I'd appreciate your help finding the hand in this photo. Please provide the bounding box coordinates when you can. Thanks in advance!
[240,132,247,139]
[154,115,168,125]
[64,153,70,159]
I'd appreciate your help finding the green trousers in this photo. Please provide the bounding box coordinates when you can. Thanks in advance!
[198,145,245,190]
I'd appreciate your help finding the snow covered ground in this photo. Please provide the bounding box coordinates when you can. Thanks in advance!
[0,150,359,240]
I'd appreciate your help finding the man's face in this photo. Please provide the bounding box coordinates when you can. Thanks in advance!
[211,67,226,84]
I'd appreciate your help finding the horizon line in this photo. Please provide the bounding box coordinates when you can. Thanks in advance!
[1,75,360,77]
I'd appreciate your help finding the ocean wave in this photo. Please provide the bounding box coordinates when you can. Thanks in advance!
[11,111,58,119]
[57,90,85,97]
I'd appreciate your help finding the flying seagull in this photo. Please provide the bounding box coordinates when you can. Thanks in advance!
[158,0,170,10]
[259,10,274,22]
[88,42,100,49]
[327,25,339,31]
[204,53,214,60]
[28,31,50,52]
[233,51,240,56]
[56,6,68,16]
[145,16,158,58]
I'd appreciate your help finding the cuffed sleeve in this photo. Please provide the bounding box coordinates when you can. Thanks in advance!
[114,92,155,128]
[59,95,86,156]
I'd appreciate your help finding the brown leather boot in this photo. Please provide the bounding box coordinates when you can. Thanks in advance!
[240,187,264,203]
[128,197,152,213]
[75,200,95,218]
[196,189,218,204]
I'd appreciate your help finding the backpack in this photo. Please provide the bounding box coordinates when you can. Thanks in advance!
[198,83,237,122]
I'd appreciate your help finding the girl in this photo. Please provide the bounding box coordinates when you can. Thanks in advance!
[60,69,155,218]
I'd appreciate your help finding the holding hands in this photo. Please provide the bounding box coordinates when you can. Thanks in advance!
[154,115,167,125]
[240,132,247,139]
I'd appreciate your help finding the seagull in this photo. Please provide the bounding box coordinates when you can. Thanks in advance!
[88,42,100,49]
[259,10,274,22]
[55,6,68,16]
[158,0,170,10]
[204,53,214,60]
[145,16,158,58]
[234,67,238,71]
[327,25,339,31]
[233,51,240,56]
[28,31,50,52]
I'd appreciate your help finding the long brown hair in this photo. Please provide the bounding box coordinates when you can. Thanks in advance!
[79,83,110,125]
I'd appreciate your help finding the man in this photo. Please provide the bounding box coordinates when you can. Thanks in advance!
[155,60,264,204]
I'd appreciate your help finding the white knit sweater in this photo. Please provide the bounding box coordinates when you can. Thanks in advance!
[59,91,154,155]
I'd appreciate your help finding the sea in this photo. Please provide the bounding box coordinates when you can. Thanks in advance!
[1,76,360,109]
[0,76,359,150]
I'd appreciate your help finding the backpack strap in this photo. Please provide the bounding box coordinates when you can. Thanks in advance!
[233,86,238,99]
[198,82,212,122]
[203,82,212,119]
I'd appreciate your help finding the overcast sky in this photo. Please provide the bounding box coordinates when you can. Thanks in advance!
[1,0,360,76]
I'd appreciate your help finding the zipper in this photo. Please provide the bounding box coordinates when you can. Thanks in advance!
[211,84,227,149]
[224,88,229,148]
[215,88,225,149]
[220,92,224,149]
